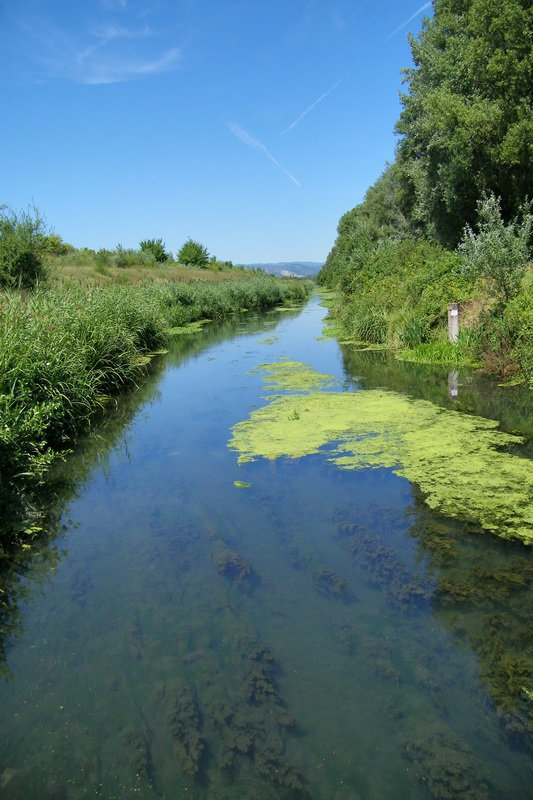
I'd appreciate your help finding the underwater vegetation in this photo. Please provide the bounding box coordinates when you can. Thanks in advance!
[215,545,253,585]
[313,565,350,600]
[229,361,533,543]
[169,685,205,777]
[334,498,533,757]
[399,722,489,800]
[349,533,433,612]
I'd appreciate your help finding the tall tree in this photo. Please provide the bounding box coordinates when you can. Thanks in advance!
[395,0,532,246]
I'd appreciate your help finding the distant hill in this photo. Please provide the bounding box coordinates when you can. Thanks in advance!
[239,261,322,278]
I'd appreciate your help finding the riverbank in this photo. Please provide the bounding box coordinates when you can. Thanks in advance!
[0,275,312,531]
[319,238,533,387]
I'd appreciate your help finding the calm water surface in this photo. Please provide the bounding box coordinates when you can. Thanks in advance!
[0,294,532,799]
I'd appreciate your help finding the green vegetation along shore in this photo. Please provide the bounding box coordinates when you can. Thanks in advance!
[0,214,312,538]
[319,0,532,389]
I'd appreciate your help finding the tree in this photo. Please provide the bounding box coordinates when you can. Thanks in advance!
[395,0,532,246]
[318,164,408,289]
[177,238,209,267]
[139,238,169,263]
[0,205,47,288]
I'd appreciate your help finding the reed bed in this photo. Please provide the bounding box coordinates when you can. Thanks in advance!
[0,277,311,498]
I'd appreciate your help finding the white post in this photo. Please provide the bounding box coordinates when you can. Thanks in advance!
[448,303,459,343]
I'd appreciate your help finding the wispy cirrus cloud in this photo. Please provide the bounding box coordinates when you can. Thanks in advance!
[81,47,181,85]
[227,123,301,187]
[387,2,432,40]
[280,79,342,136]
[11,1,181,85]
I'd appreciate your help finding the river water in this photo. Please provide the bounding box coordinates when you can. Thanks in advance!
[0,293,531,799]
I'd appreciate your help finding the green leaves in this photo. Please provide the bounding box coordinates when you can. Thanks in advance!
[139,238,169,263]
[458,193,532,301]
[396,0,533,245]
[177,238,209,268]
[0,205,47,289]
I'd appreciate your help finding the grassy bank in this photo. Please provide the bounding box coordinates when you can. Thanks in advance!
[0,275,311,517]
[320,235,533,387]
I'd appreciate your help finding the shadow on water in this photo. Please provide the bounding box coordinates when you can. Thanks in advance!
[0,296,531,799]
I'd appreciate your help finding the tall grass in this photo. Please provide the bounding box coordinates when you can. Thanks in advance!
[0,276,311,504]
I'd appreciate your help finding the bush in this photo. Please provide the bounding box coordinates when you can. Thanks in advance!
[177,238,209,268]
[458,194,532,301]
[0,205,47,288]
[470,281,533,384]
[139,238,169,263]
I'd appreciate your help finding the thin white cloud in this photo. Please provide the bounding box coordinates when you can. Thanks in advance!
[387,2,432,40]
[20,16,180,85]
[91,24,153,43]
[10,0,180,86]
[280,79,342,136]
[82,48,180,85]
[227,123,301,187]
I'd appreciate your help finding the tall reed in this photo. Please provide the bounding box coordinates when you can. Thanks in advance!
[0,277,311,505]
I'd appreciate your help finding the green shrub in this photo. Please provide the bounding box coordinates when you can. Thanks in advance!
[139,238,169,263]
[458,194,532,301]
[177,238,209,268]
[334,239,469,347]
[0,205,47,288]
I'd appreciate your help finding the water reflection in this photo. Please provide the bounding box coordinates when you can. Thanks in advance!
[448,370,459,400]
[340,345,533,442]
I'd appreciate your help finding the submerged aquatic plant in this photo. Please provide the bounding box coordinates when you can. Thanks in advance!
[229,362,533,543]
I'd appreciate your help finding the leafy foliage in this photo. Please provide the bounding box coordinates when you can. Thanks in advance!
[395,0,532,246]
[321,0,533,385]
[139,238,169,263]
[177,238,209,267]
[458,194,532,301]
[0,205,47,288]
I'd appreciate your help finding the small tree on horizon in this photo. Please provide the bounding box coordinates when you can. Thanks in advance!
[139,238,169,263]
[177,238,209,267]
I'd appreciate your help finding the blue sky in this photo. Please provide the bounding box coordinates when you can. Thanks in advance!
[1,0,433,263]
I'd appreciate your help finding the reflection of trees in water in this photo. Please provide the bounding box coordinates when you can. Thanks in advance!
[0,309,296,679]
[340,344,533,441]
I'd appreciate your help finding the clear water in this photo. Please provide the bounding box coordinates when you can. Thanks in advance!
[0,295,532,799]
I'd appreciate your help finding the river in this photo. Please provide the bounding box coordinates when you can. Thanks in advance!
[0,293,531,799]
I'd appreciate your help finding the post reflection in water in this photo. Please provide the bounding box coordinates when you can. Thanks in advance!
[448,370,459,400]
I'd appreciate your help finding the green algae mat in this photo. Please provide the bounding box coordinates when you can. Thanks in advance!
[229,361,533,544]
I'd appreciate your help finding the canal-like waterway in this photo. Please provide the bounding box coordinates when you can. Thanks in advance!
[0,294,531,799]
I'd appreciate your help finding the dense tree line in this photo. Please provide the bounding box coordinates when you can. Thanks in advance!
[319,0,532,385]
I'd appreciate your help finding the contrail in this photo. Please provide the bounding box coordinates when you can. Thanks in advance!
[387,2,431,40]
[227,122,301,186]
[280,79,342,136]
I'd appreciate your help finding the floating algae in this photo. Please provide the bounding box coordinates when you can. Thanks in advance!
[249,360,338,393]
[229,361,533,543]
[258,336,279,345]
[233,480,251,488]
